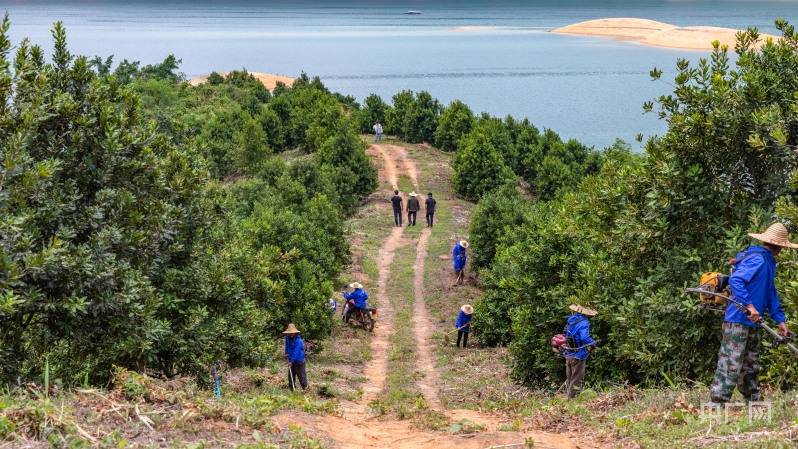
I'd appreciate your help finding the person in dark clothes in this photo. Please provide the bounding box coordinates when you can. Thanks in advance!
[391,190,403,227]
[407,192,420,226]
[425,192,436,227]
[454,304,473,348]
[283,323,308,391]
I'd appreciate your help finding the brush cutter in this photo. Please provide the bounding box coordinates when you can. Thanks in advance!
[209,362,222,399]
[442,323,471,345]
[551,338,601,357]
[685,288,798,357]
[288,362,295,391]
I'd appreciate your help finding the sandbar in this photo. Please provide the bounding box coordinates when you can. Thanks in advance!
[552,18,777,50]
[188,71,295,90]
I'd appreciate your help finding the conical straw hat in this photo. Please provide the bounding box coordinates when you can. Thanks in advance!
[282,323,300,334]
[409,192,418,197]
[569,304,598,317]
[748,223,798,249]
[461,304,474,315]
[460,240,469,248]
[349,282,363,289]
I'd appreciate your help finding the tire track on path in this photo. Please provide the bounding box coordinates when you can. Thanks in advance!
[412,227,442,410]
[373,144,418,190]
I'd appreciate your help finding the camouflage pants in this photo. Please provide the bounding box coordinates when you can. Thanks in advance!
[710,322,761,403]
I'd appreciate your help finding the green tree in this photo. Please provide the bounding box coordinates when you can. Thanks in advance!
[387,89,414,137]
[316,129,378,212]
[435,100,475,152]
[0,18,215,382]
[452,131,515,201]
[234,117,272,175]
[356,94,391,134]
[468,184,530,270]
[387,90,442,143]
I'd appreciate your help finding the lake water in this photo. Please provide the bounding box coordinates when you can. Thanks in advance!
[5,0,798,148]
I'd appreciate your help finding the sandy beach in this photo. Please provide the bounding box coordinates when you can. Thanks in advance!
[188,71,295,90]
[553,18,776,50]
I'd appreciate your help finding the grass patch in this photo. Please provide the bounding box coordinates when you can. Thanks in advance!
[376,240,423,418]
[0,367,336,448]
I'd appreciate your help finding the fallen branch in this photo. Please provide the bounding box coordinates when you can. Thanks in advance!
[99,403,130,419]
[72,421,98,443]
[135,404,155,431]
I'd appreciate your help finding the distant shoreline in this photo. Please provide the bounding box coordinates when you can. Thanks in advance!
[188,71,295,90]
[552,18,777,50]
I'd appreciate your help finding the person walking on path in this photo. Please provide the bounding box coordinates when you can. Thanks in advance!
[452,239,469,285]
[425,192,436,227]
[283,323,308,391]
[563,304,597,399]
[373,122,383,142]
[407,192,420,226]
[391,190,403,227]
[710,223,794,404]
[454,304,473,348]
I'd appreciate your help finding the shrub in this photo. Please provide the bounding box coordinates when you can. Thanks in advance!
[316,130,378,213]
[0,19,219,382]
[387,90,442,143]
[452,131,515,201]
[435,100,475,152]
[468,184,531,270]
[356,94,391,134]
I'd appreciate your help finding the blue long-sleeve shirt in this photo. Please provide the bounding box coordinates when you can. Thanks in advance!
[455,310,472,333]
[725,245,786,327]
[563,313,596,361]
[453,243,467,272]
[344,288,369,309]
[284,335,306,363]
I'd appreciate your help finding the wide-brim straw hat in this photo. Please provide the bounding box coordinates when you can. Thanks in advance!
[282,323,300,334]
[569,304,598,317]
[461,304,474,315]
[748,223,798,249]
[409,192,418,197]
[349,282,363,289]
[460,240,469,248]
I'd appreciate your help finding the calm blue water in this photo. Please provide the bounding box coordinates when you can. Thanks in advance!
[5,0,798,148]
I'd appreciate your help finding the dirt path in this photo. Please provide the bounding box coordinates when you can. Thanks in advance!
[371,144,418,190]
[412,227,443,409]
[273,143,581,449]
[359,226,402,406]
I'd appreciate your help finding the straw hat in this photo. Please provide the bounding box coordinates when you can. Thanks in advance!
[282,323,300,334]
[569,304,598,317]
[748,223,798,249]
[459,240,469,248]
[409,192,418,197]
[349,282,363,289]
[461,304,474,315]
